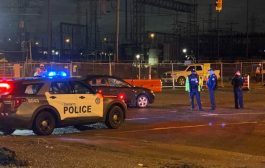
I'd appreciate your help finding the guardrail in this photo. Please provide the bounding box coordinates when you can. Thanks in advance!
[125,79,162,93]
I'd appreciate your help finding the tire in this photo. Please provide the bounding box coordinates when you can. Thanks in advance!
[0,127,15,135]
[33,111,56,136]
[177,76,186,86]
[136,94,149,108]
[105,106,124,129]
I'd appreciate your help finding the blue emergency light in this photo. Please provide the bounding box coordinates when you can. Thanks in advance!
[58,71,67,77]
[48,71,56,77]
[47,71,68,78]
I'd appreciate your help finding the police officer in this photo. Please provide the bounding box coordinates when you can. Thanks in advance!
[185,69,203,111]
[207,68,217,110]
[231,70,244,109]
[255,63,262,82]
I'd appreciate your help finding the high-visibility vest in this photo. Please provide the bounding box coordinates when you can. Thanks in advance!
[185,76,201,92]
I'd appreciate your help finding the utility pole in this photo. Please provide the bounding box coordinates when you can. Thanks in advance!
[47,0,52,60]
[125,0,128,40]
[115,0,120,62]
[217,12,220,59]
[246,0,249,58]
[215,0,223,59]
[86,8,88,49]
[29,41,32,62]
[208,4,213,31]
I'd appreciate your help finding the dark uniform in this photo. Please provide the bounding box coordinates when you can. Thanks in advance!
[231,72,244,109]
[187,71,203,111]
[207,73,217,110]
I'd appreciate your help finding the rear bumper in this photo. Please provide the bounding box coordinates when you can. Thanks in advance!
[0,113,32,129]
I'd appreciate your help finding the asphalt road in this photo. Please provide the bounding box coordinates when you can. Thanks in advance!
[1,88,265,168]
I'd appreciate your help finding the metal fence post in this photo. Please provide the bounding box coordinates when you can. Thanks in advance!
[22,62,26,77]
[221,62,224,87]
[138,62,141,79]
[109,62,112,76]
[172,63,175,89]
[70,62,73,77]
[149,65,152,79]
[261,62,264,85]
[240,62,243,73]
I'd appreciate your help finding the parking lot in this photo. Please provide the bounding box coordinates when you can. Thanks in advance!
[1,87,265,168]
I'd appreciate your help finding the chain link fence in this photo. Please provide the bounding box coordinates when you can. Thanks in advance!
[0,61,263,88]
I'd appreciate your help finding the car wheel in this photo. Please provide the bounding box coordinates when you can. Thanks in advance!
[177,76,186,86]
[105,106,124,129]
[33,111,56,136]
[136,94,149,108]
[0,127,15,135]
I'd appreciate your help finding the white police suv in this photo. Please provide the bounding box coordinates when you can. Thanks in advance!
[0,72,127,135]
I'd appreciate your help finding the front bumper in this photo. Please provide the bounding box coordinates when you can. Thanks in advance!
[148,93,155,104]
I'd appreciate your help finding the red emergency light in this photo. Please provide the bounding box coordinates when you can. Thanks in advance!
[0,82,14,94]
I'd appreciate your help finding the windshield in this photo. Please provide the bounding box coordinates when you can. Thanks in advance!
[172,65,187,71]
[108,78,131,87]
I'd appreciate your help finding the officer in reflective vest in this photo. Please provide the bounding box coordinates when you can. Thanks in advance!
[207,68,217,110]
[185,69,203,111]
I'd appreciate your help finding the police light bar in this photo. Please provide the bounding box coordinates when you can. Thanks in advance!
[48,71,56,77]
[58,71,67,77]
[47,71,68,78]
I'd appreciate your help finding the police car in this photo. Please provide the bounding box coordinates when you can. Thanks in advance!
[0,72,127,135]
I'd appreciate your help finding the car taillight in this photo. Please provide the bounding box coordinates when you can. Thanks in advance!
[118,93,125,100]
[0,82,13,95]
[13,98,27,108]
[97,89,102,94]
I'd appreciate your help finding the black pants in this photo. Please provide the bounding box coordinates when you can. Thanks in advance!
[208,89,216,109]
[234,88,243,108]
[189,91,202,110]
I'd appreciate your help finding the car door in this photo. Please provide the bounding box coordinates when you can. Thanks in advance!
[45,80,80,120]
[107,77,134,104]
[69,80,103,118]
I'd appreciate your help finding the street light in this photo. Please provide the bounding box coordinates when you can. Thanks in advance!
[65,38,71,43]
[182,48,187,54]
[136,54,140,60]
[149,33,155,39]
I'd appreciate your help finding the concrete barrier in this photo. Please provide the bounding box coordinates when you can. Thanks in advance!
[125,79,162,93]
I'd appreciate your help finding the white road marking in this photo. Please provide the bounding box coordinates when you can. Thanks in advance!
[126,116,166,121]
[201,112,265,117]
[126,118,149,121]
[201,113,218,116]
[127,112,265,121]
[169,110,178,113]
